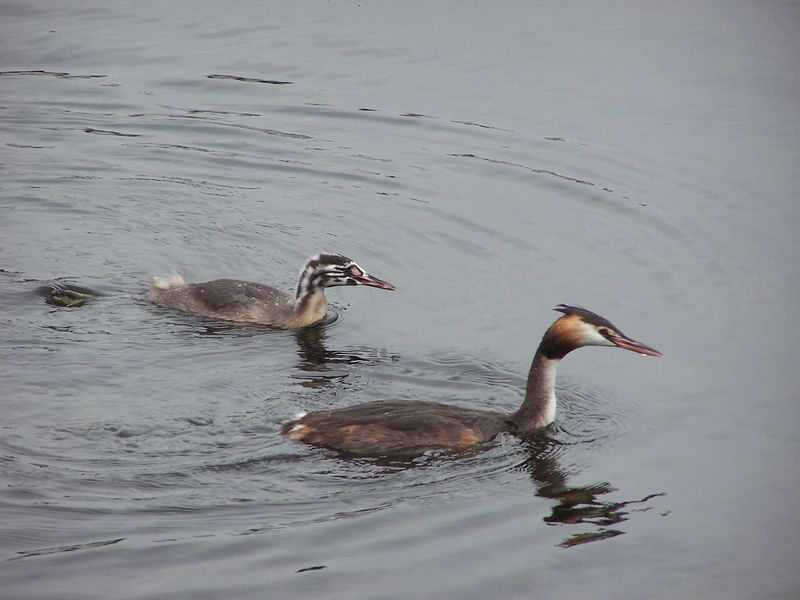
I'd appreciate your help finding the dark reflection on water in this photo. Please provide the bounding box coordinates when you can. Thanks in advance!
[0,70,107,80]
[206,74,293,86]
[291,324,401,388]
[518,432,665,548]
[10,537,125,562]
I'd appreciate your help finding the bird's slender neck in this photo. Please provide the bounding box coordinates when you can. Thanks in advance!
[295,267,321,301]
[511,352,560,432]
[511,322,573,432]
[294,269,327,316]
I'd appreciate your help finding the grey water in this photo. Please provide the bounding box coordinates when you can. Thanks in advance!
[2,1,799,598]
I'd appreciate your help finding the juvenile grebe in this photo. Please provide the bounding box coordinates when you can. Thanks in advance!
[148,253,395,329]
[282,305,660,456]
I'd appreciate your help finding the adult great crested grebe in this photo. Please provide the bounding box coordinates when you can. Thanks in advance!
[148,253,395,329]
[282,305,661,456]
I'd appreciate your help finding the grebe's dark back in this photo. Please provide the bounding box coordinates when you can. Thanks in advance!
[282,305,660,456]
[148,253,395,329]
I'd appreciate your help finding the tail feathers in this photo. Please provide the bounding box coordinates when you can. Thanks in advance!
[149,271,186,290]
[280,411,308,438]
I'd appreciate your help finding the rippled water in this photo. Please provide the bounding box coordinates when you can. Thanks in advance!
[2,1,799,598]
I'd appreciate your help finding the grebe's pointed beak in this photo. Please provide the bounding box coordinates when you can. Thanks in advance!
[608,332,662,357]
[355,273,396,291]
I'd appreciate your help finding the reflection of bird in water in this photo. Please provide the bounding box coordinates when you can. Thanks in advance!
[291,326,398,390]
[520,433,666,548]
[283,305,660,456]
[293,325,344,370]
[148,253,395,329]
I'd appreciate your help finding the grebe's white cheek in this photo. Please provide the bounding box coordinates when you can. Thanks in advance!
[580,323,616,347]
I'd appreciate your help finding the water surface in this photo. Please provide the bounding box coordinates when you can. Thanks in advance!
[2,1,799,598]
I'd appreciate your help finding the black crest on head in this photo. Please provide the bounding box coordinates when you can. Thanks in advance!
[315,253,351,267]
[554,304,618,331]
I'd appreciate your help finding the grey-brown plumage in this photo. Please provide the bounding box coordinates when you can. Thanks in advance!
[282,400,514,456]
[282,305,661,456]
[148,253,395,329]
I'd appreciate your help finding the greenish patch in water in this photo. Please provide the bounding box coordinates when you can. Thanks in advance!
[37,283,100,308]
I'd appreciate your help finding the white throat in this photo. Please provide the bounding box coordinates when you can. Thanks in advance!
[514,354,561,432]
[535,358,558,427]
